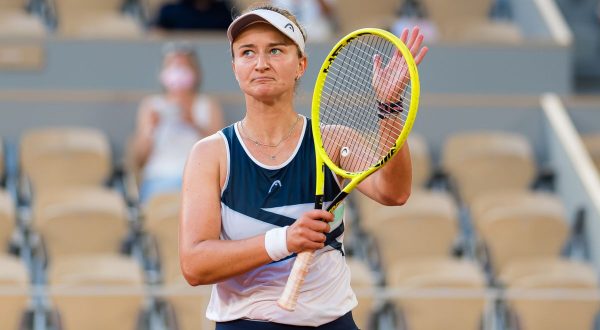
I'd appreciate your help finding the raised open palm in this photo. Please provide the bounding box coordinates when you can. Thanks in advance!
[372,27,429,103]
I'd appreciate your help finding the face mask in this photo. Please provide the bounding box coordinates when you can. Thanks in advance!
[160,65,196,92]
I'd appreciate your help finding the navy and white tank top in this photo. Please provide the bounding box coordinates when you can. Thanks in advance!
[206,116,357,326]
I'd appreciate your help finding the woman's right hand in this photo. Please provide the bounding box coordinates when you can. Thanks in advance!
[138,106,160,137]
[286,210,334,253]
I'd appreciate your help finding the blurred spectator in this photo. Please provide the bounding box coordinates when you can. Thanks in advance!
[133,42,224,203]
[271,0,336,41]
[392,0,438,42]
[155,0,234,31]
[391,16,438,42]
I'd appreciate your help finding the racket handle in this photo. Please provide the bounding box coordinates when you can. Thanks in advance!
[277,251,315,311]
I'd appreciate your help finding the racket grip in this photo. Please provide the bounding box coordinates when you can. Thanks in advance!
[277,251,315,311]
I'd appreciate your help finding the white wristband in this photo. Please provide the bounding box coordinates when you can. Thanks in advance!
[264,226,291,261]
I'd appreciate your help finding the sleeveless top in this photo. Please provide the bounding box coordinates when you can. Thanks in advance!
[142,94,212,180]
[206,116,357,326]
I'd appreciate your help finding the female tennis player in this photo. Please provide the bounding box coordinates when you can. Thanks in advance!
[179,4,428,329]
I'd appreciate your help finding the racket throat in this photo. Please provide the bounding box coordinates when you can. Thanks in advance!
[326,191,348,212]
[314,194,324,210]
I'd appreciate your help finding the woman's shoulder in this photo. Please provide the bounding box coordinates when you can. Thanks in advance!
[189,131,228,161]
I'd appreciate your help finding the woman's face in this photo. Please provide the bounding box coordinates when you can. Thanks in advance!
[231,23,306,101]
[160,53,199,93]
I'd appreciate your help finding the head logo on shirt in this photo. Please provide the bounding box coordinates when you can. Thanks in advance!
[268,180,282,194]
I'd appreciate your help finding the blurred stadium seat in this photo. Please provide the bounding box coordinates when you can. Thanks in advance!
[48,254,145,330]
[20,127,113,196]
[346,257,377,330]
[335,0,401,35]
[419,0,522,42]
[52,0,142,38]
[388,258,486,330]
[409,133,432,188]
[0,0,46,38]
[442,131,537,205]
[162,273,214,330]
[473,190,569,276]
[500,258,599,330]
[142,191,218,329]
[142,191,180,284]
[0,254,29,330]
[357,189,459,275]
[32,187,129,263]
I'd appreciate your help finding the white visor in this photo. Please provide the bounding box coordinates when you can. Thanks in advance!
[227,9,305,55]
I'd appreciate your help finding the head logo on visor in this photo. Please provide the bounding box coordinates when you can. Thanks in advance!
[227,9,306,55]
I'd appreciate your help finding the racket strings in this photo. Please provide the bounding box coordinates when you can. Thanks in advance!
[319,34,413,173]
[358,36,413,110]
[330,37,413,102]
[322,44,410,140]
[323,35,412,126]
[323,73,405,169]
[329,37,413,108]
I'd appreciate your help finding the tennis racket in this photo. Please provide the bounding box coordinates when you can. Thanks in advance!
[277,28,421,311]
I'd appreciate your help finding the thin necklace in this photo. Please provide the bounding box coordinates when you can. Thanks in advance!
[247,141,287,161]
[238,115,301,160]
[240,115,300,148]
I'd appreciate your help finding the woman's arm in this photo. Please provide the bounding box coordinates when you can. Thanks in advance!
[355,141,412,206]
[204,97,225,136]
[132,99,159,168]
[179,134,333,285]
[190,96,225,138]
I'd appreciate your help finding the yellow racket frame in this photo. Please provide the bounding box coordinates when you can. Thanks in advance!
[278,28,421,312]
[311,28,420,206]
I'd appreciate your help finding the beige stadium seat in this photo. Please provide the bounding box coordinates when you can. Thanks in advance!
[470,190,562,234]
[582,133,600,172]
[0,254,29,330]
[143,191,181,284]
[475,192,568,275]
[32,187,128,262]
[163,272,214,330]
[335,0,402,35]
[346,257,377,330]
[48,254,145,330]
[20,127,112,194]
[0,190,16,252]
[420,0,522,43]
[357,189,459,271]
[0,0,46,38]
[388,258,486,330]
[409,133,431,188]
[54,0,142,38]
[146,192,212,330]
[501,258,599,330]
[442,131,536,205]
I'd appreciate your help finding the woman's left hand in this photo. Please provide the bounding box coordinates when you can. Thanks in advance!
[372,27,429,103]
